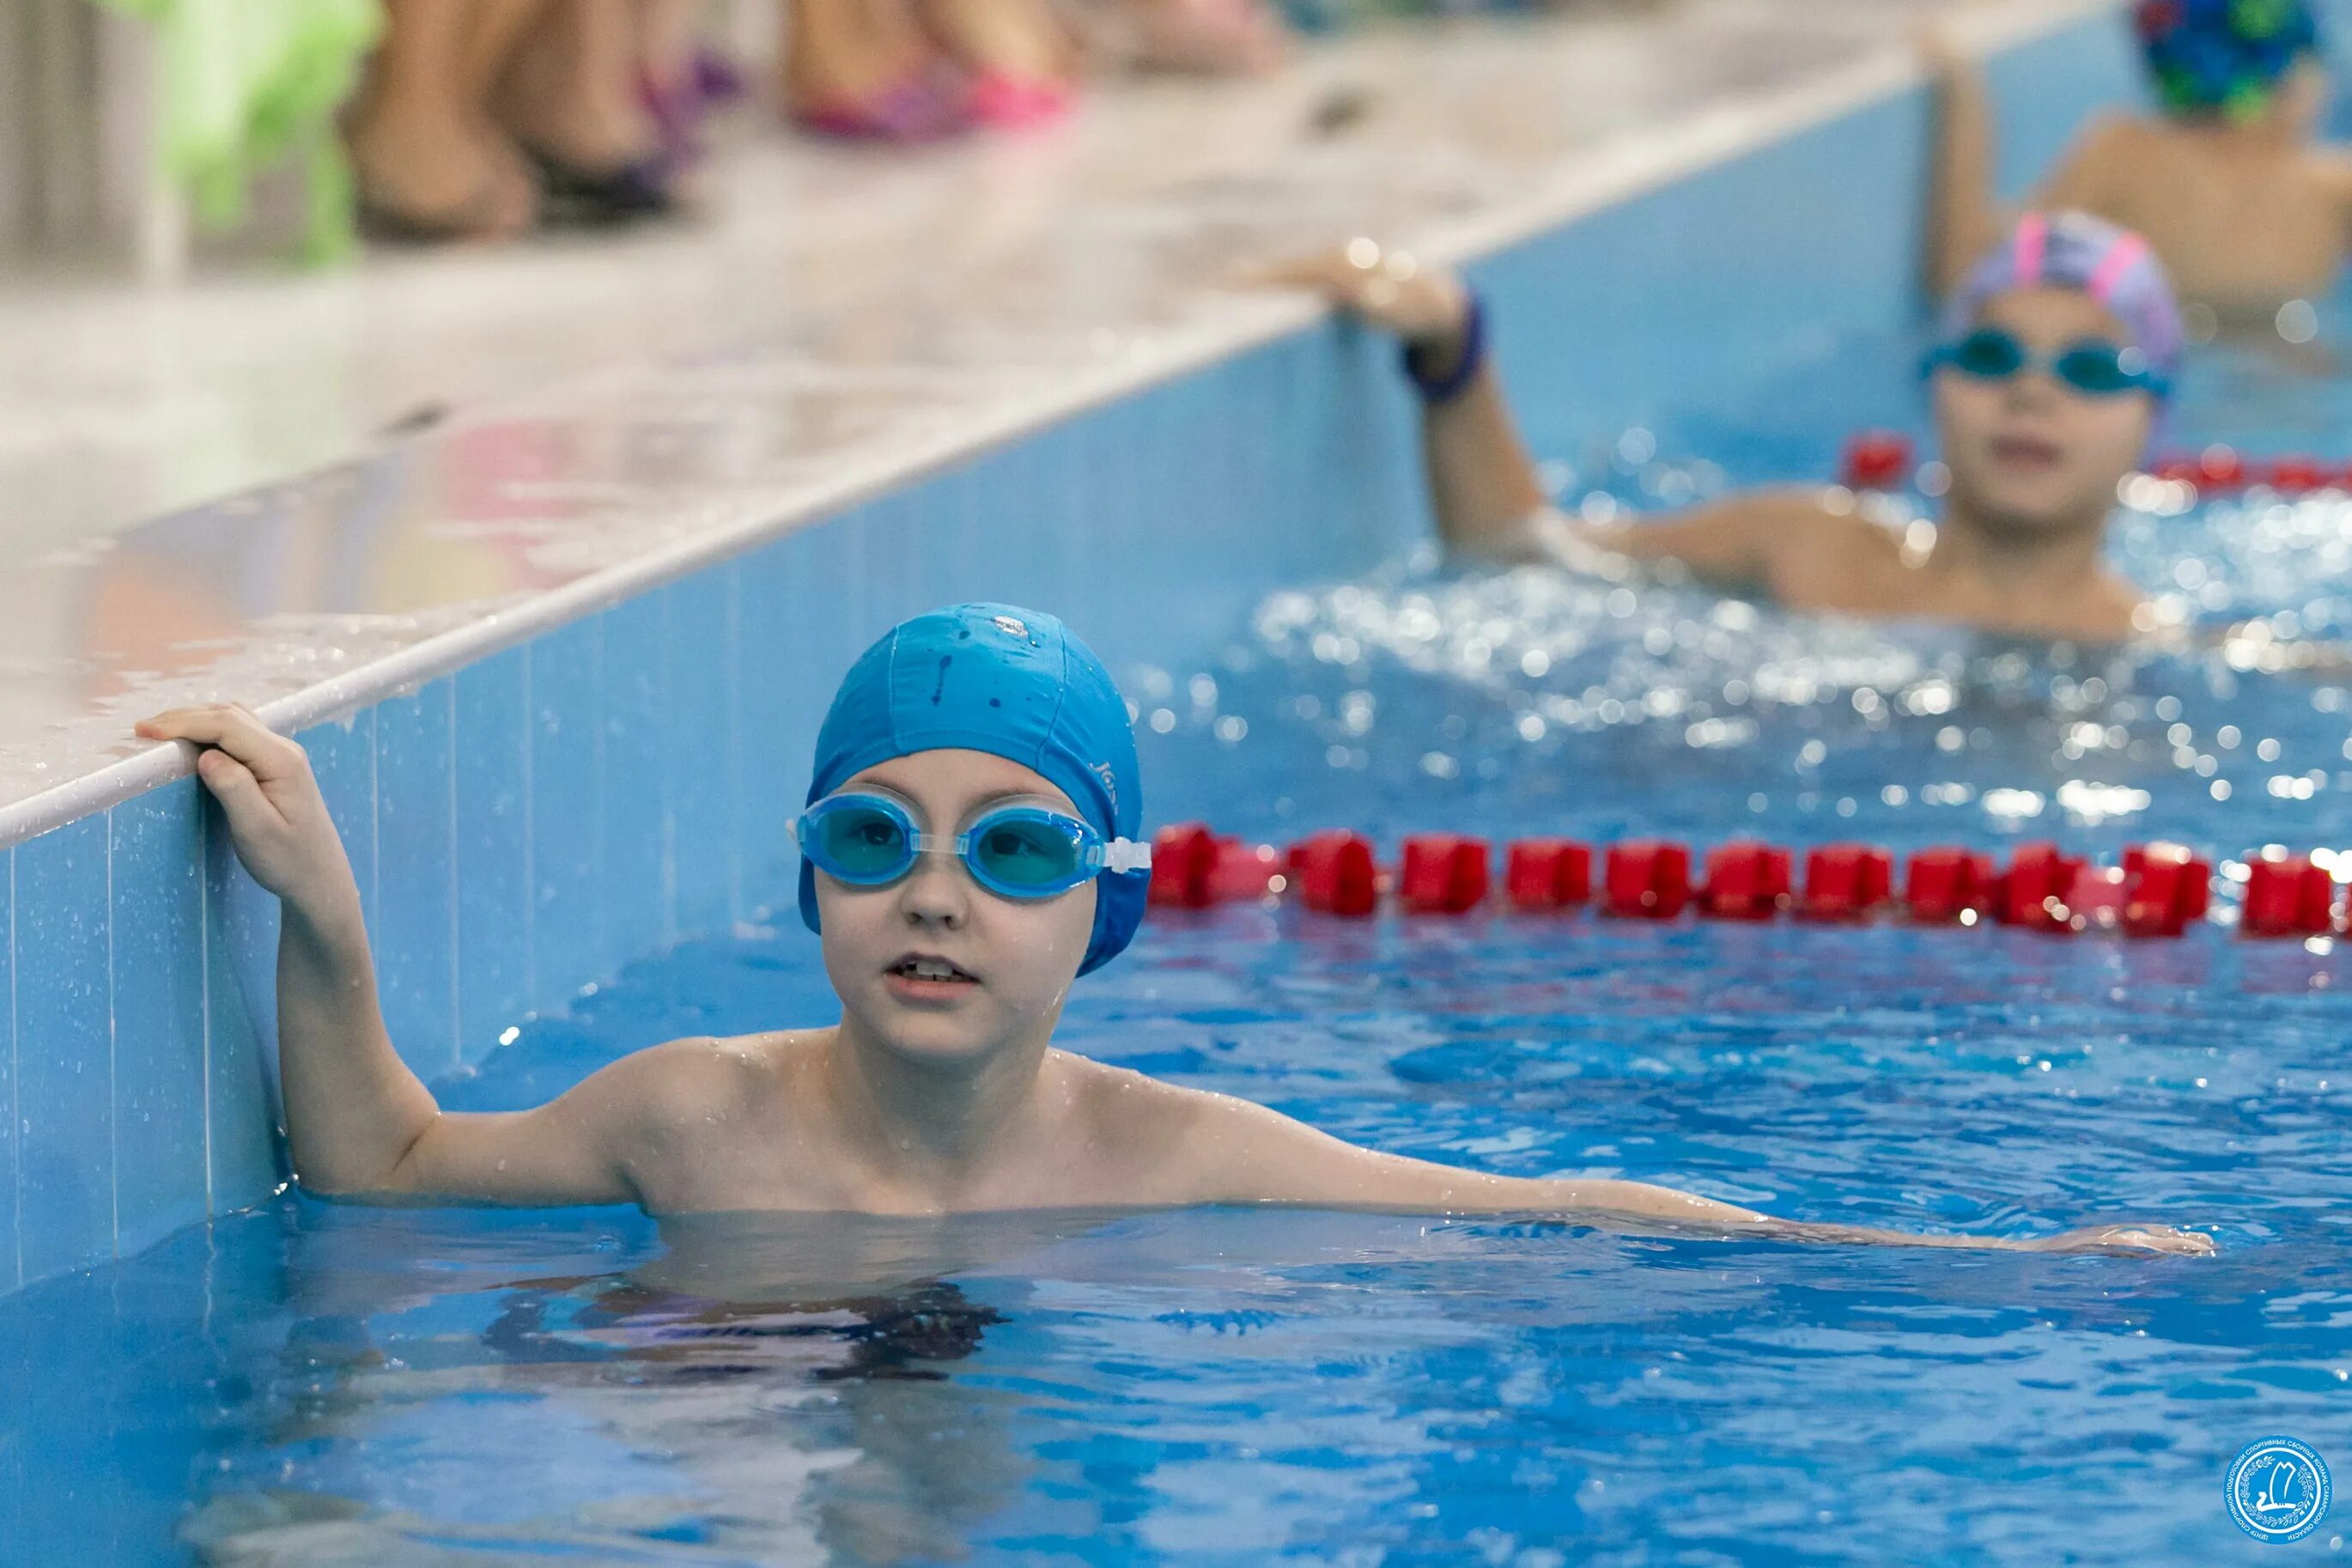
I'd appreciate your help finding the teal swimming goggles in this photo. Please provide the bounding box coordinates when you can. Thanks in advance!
[792,792,1152,901]
[1923,326,2170,399]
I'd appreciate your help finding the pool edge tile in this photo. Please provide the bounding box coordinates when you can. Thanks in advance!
[665,571,738,941]
[204,808,284,1212]
[376,683,459,1079]
[14,817,114,1284]
[599,596,672,975]
[528,617,603,1017]
[0,850,14,1292]
[106,783,207,1259]
[455,649,532,1065]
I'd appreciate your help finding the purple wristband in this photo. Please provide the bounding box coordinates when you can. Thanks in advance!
[1402,292,1487,404]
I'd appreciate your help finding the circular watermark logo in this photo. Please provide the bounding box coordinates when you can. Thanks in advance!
[2226,1437,2331,1544]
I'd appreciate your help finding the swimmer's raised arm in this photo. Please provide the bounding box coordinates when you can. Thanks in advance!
[137,705,716,1209]
[1924,23,2004,301]
[1162,1084,2214,1257]
[1923,24,2135,301]
[1268,246,1816,589]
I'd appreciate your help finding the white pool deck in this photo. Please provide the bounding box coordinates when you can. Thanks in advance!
[0,0,2106,848]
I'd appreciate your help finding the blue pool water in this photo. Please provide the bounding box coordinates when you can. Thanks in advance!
[11,307,2352,1567]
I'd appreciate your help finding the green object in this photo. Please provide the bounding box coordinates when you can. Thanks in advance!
[89,0,382,264]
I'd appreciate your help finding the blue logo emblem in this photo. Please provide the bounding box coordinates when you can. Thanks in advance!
[2226,1437,2331,1544]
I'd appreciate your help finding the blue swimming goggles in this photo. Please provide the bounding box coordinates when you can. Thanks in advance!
[792,791,1152,902]
[1923,326,2170,399]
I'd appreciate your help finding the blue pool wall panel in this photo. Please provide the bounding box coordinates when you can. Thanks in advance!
[0,8,2154,1296]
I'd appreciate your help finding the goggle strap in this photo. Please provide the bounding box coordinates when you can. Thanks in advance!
[1101,839,1154,875]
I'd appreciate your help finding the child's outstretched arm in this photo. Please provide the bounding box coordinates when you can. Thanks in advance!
[137,705,698,1209]
[1171,1090,2215,1257]
[1270,246,1814,592]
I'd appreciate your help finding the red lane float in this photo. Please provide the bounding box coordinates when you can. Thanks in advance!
[1207,840,1281,903]
[1802,844,1893,921]
[1994,842,2087,932]
[1148,824,1279,909]
[1841,431,1915,492]
[1605,841,1693,920]
[2269,455,2329,495]
[1506,839,1592,911]
[1146,824,1220,909]
[1400,835,1491,915]
[1905,847,1996,923]
[2199,449,2247,489]
[1701,842,1790,921]
[1288,831,1379,918]
[2241,851,2339,937]
[2122,843,2211,938]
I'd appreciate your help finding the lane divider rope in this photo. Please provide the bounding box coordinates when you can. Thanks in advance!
[1839,431,2349,497]
[1146,824,2343,939]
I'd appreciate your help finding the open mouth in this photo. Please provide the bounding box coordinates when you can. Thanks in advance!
[886,953,980,988]
[1990,433,2065,470]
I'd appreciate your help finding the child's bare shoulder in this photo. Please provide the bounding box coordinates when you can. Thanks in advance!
[1762,490,1905,561]
[1056,1055,1304,1159]
[2085,110,2158,149]
[580,1030,820,1126]
[2312,148,2352,201]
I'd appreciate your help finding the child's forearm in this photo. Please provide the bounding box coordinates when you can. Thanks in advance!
[276,884,444,1196]
[1452,1174,2022,1252]
[1213,1103,2209,1255]
[1419,362,1549,562]
[1517,1182,2197,1255]
[1928,51,1998,299]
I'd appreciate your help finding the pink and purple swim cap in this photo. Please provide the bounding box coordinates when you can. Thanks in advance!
[1942,211,2186,394]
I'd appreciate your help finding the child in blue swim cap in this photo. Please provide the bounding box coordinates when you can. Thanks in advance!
[1927,2,2350,316]
[137,611,2210,1257]
[794,603,1152,982]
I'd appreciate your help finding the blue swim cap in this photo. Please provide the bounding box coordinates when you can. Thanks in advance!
[2137,0,2320,121]
[799,604,1149,977]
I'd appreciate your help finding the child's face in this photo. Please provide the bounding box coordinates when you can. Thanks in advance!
[1933,287,2154,539]
[815,748,1100,1065]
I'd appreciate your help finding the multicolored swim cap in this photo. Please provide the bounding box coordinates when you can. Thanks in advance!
[800,603,1149,976]
[1942,211,2185,394]
[2137,0,2320,121]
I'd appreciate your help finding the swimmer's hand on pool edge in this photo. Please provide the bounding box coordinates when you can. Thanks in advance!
[1261,241,1564,568]
[1260,240,1475,357]
[137,704,357,914]
[136,703,693,1211]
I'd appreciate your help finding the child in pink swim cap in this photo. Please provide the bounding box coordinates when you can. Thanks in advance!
[1285,210,2181,645]
[1941,211,2185,392]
